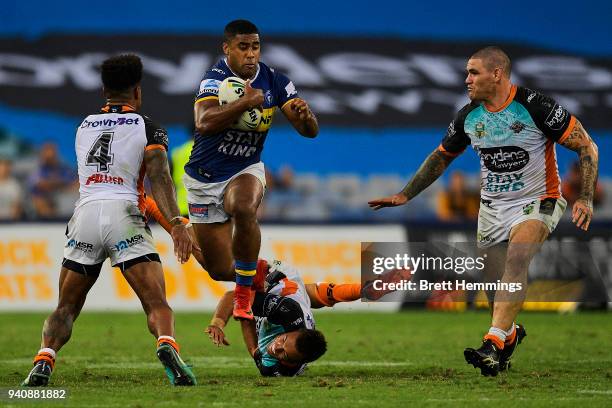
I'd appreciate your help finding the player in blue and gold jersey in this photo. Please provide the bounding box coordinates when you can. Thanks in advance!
[184,20,319,320]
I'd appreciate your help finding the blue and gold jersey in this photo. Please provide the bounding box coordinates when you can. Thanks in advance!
[184,58,298,183]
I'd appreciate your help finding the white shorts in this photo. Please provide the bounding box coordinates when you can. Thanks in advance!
[477,196,567,248]
[183,161,266,224]
[63,200,158,270]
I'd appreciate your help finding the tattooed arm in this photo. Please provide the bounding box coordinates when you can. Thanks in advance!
[559,119,599,231]
[368,149,457,210]
[144,148,193,262]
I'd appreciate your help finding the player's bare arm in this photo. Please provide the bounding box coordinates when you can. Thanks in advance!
[559,119,599,231]
[205,290,234,346]
[368,148,457,210]
[194,80,264,136]
[144,148,193,263]
[281,98,319,138]
[240,320,259,357]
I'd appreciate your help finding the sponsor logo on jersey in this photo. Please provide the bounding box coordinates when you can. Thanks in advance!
[85,173,124,185]
[265,90,273,104]
[446,120,456,137]
[475,122,486,138]
[217,130,265,158]
[113,234,145,252]
[265,296,279,316]
[305,314,314,328]
[545,104,568,130]
[285,81,297,98]
[510,121,526,134]
[211,67,226,75]
[484,172,525,193]
[80,117,140,128]
[153,128,169,146]
[199,79,220,95]
[527,91,537,103]
[188,203,209,219]
[478,146,529,173]
[65,239,94,252]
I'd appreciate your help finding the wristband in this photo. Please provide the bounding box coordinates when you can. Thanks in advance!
[169,216,184,227]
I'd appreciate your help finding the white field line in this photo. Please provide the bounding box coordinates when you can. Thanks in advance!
[576,390,612,395]
[2,356,413,369]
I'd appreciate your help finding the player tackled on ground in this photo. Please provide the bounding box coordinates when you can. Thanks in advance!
[204,259,410,376]
[22,55,197,387]
[184,19,319,320]
[368,46,599,376]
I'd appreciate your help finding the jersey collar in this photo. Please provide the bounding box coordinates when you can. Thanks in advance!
[223,58,261,82]
[483,84,517,113]
[101,104,137,113]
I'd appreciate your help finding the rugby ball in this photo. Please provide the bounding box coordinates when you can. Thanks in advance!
[218,76,262,131]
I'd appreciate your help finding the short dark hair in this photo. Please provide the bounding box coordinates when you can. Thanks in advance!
[295,329,327,363]
[471,46,512,77]
[224,19,259,43]
[101,54,143,95]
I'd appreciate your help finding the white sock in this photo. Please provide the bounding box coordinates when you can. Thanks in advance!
[487,327,507,343]
[505,322,516,338]
[38,348,56,359]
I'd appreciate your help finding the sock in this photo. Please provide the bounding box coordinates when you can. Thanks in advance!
[34,348,56,368]
[315,283,362,307]
[157,335,180,352]
[235,260,257,287]
[505,323,516,345]
[484,327,506,349]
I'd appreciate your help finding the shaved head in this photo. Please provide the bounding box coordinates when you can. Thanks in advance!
[470,46,511,78]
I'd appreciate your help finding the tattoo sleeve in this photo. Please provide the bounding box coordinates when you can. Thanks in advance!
[400,149,455,199]
[144,148,182,222]
[559,119,599,203]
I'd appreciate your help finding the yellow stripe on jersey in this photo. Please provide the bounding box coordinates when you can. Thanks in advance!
[281,98,298,110]
[235,268,257,276]
[195,95,219,104]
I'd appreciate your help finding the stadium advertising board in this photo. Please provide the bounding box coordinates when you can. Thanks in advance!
[1,35,611,127]
[0,224,405,311]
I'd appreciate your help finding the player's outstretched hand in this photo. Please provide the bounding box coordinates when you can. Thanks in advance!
[290,98,314,121]
[368,193,408,210]
[572,198,593,231]
[171,224,193,264]
[205,325,230,346]
[244,79,264,109]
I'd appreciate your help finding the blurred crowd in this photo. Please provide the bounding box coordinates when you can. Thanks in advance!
[0,130,79,221]
[1,128,610,223]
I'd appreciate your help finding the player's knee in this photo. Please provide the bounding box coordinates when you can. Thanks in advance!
[505,251,530,276]
[208,269,233,282]
[228,201,258,221]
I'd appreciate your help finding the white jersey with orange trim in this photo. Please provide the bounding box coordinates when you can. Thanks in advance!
[263,259,313,320]
[255,259,315,376]
[75,104,168,211]
[440,85,576,204]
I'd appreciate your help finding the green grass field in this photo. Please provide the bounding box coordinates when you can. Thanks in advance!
[1,311,611,407]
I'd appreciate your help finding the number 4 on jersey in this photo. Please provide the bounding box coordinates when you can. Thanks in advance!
[87,132,114,172]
